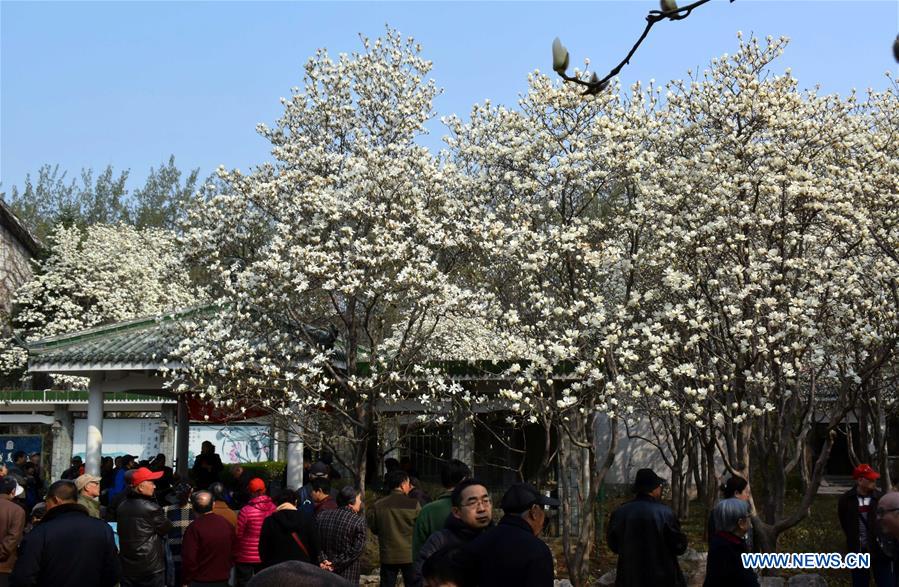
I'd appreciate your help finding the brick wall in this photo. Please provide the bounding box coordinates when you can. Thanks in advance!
[0,222,34,330]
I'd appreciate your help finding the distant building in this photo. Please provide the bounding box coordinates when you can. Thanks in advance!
[0,197,40,327]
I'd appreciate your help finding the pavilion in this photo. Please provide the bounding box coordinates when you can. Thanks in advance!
[25,307,305,483]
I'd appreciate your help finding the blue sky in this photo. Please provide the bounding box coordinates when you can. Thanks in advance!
[2,1,897,193]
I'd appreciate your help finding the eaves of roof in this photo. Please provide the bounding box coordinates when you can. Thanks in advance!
[27,306,215,373]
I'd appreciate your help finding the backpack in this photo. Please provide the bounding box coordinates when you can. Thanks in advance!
[298,485,314,517]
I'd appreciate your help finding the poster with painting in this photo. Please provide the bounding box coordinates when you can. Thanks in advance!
[187,423,272,464]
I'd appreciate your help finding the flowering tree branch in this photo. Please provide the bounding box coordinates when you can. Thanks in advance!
[553,0,735,95]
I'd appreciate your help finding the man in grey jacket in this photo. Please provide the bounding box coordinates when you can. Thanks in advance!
[413,479,493,586]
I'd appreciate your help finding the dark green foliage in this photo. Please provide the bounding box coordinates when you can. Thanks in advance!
[4,156,199,238]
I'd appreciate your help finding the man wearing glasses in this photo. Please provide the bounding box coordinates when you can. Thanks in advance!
[412,478,493,585]
[875,492,899,582]
[839,464,893,586]
[877,493,899,537]
[464,482,559,587]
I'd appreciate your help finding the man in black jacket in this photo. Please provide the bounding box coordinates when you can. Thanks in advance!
[258,489,320,568]
[9,480,120,587]
[413,479,492,586]
[192,441,224,490]
[838,463,894,586]
[117,467,172,587]
[607,468,688,587]
[465,482,558,587]
[60,456,82,481]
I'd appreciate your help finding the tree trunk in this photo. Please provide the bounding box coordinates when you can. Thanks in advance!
[559,412,617,587]
[750,427,839,552]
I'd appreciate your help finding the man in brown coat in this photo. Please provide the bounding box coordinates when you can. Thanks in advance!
[0,477,25,587]
[209,483,238,528]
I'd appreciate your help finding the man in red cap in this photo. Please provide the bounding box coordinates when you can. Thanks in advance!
[838,463,894,586]
[117,467,172,587]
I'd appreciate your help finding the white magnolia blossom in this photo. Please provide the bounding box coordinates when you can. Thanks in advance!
[443,66,648,428]
[599,36,899,526]
[170,30,896,523]
[173,29,480,481]
[0,223,201,385]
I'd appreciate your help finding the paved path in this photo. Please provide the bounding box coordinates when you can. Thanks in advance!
[817,475,853,496]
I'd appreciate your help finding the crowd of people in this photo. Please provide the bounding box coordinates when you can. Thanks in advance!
[7,440,899,587]
[0,443,561,587]
[604,462,899,587]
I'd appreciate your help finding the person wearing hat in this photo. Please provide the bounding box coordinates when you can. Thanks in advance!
[234,478,276,587]
[0,477,26,586]
[607,468,688,587]
[117,467,172,587]
[463,481,558,587]
[75,473,102,519]
[838,463,893,586]
[298,462,331,517]
[9,480,121,587]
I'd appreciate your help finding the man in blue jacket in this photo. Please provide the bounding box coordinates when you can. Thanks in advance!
[10,480,120,587]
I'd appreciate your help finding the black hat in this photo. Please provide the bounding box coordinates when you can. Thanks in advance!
[632,468,667,494]
[309,462,329,479]
[500,482,560,514]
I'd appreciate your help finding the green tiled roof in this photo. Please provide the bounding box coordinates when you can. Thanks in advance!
[28,306,213,371]
[0,389,173,403]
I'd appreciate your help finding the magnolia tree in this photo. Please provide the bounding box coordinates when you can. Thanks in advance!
[174,29,480,490]
[849,80,899,487]
[619,35,899,549]
[0,223,200,386]
[444,70,654,585]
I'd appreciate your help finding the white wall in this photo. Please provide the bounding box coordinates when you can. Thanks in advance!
[72,418,273,464]
[73,418,160,460]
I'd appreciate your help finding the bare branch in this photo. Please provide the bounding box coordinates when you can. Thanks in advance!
[555,0,734,94]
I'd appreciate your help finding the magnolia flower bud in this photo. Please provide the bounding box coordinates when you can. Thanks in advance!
[660,0,678,12]
[552,37,570,74]
[894,34,899,63]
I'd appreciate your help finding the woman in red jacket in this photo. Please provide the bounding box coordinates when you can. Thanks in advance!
[234,478,276,587]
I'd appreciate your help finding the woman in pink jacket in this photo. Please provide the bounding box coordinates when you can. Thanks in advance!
[234,478,277,586]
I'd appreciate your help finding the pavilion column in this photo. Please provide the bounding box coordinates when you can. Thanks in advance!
[158,404,176,460]
[176,394,190,478]
[50,405,74,480]
[85,374,104,477]
[452,411,475,468]
[273,419,288,463]
[286,424,304,490]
